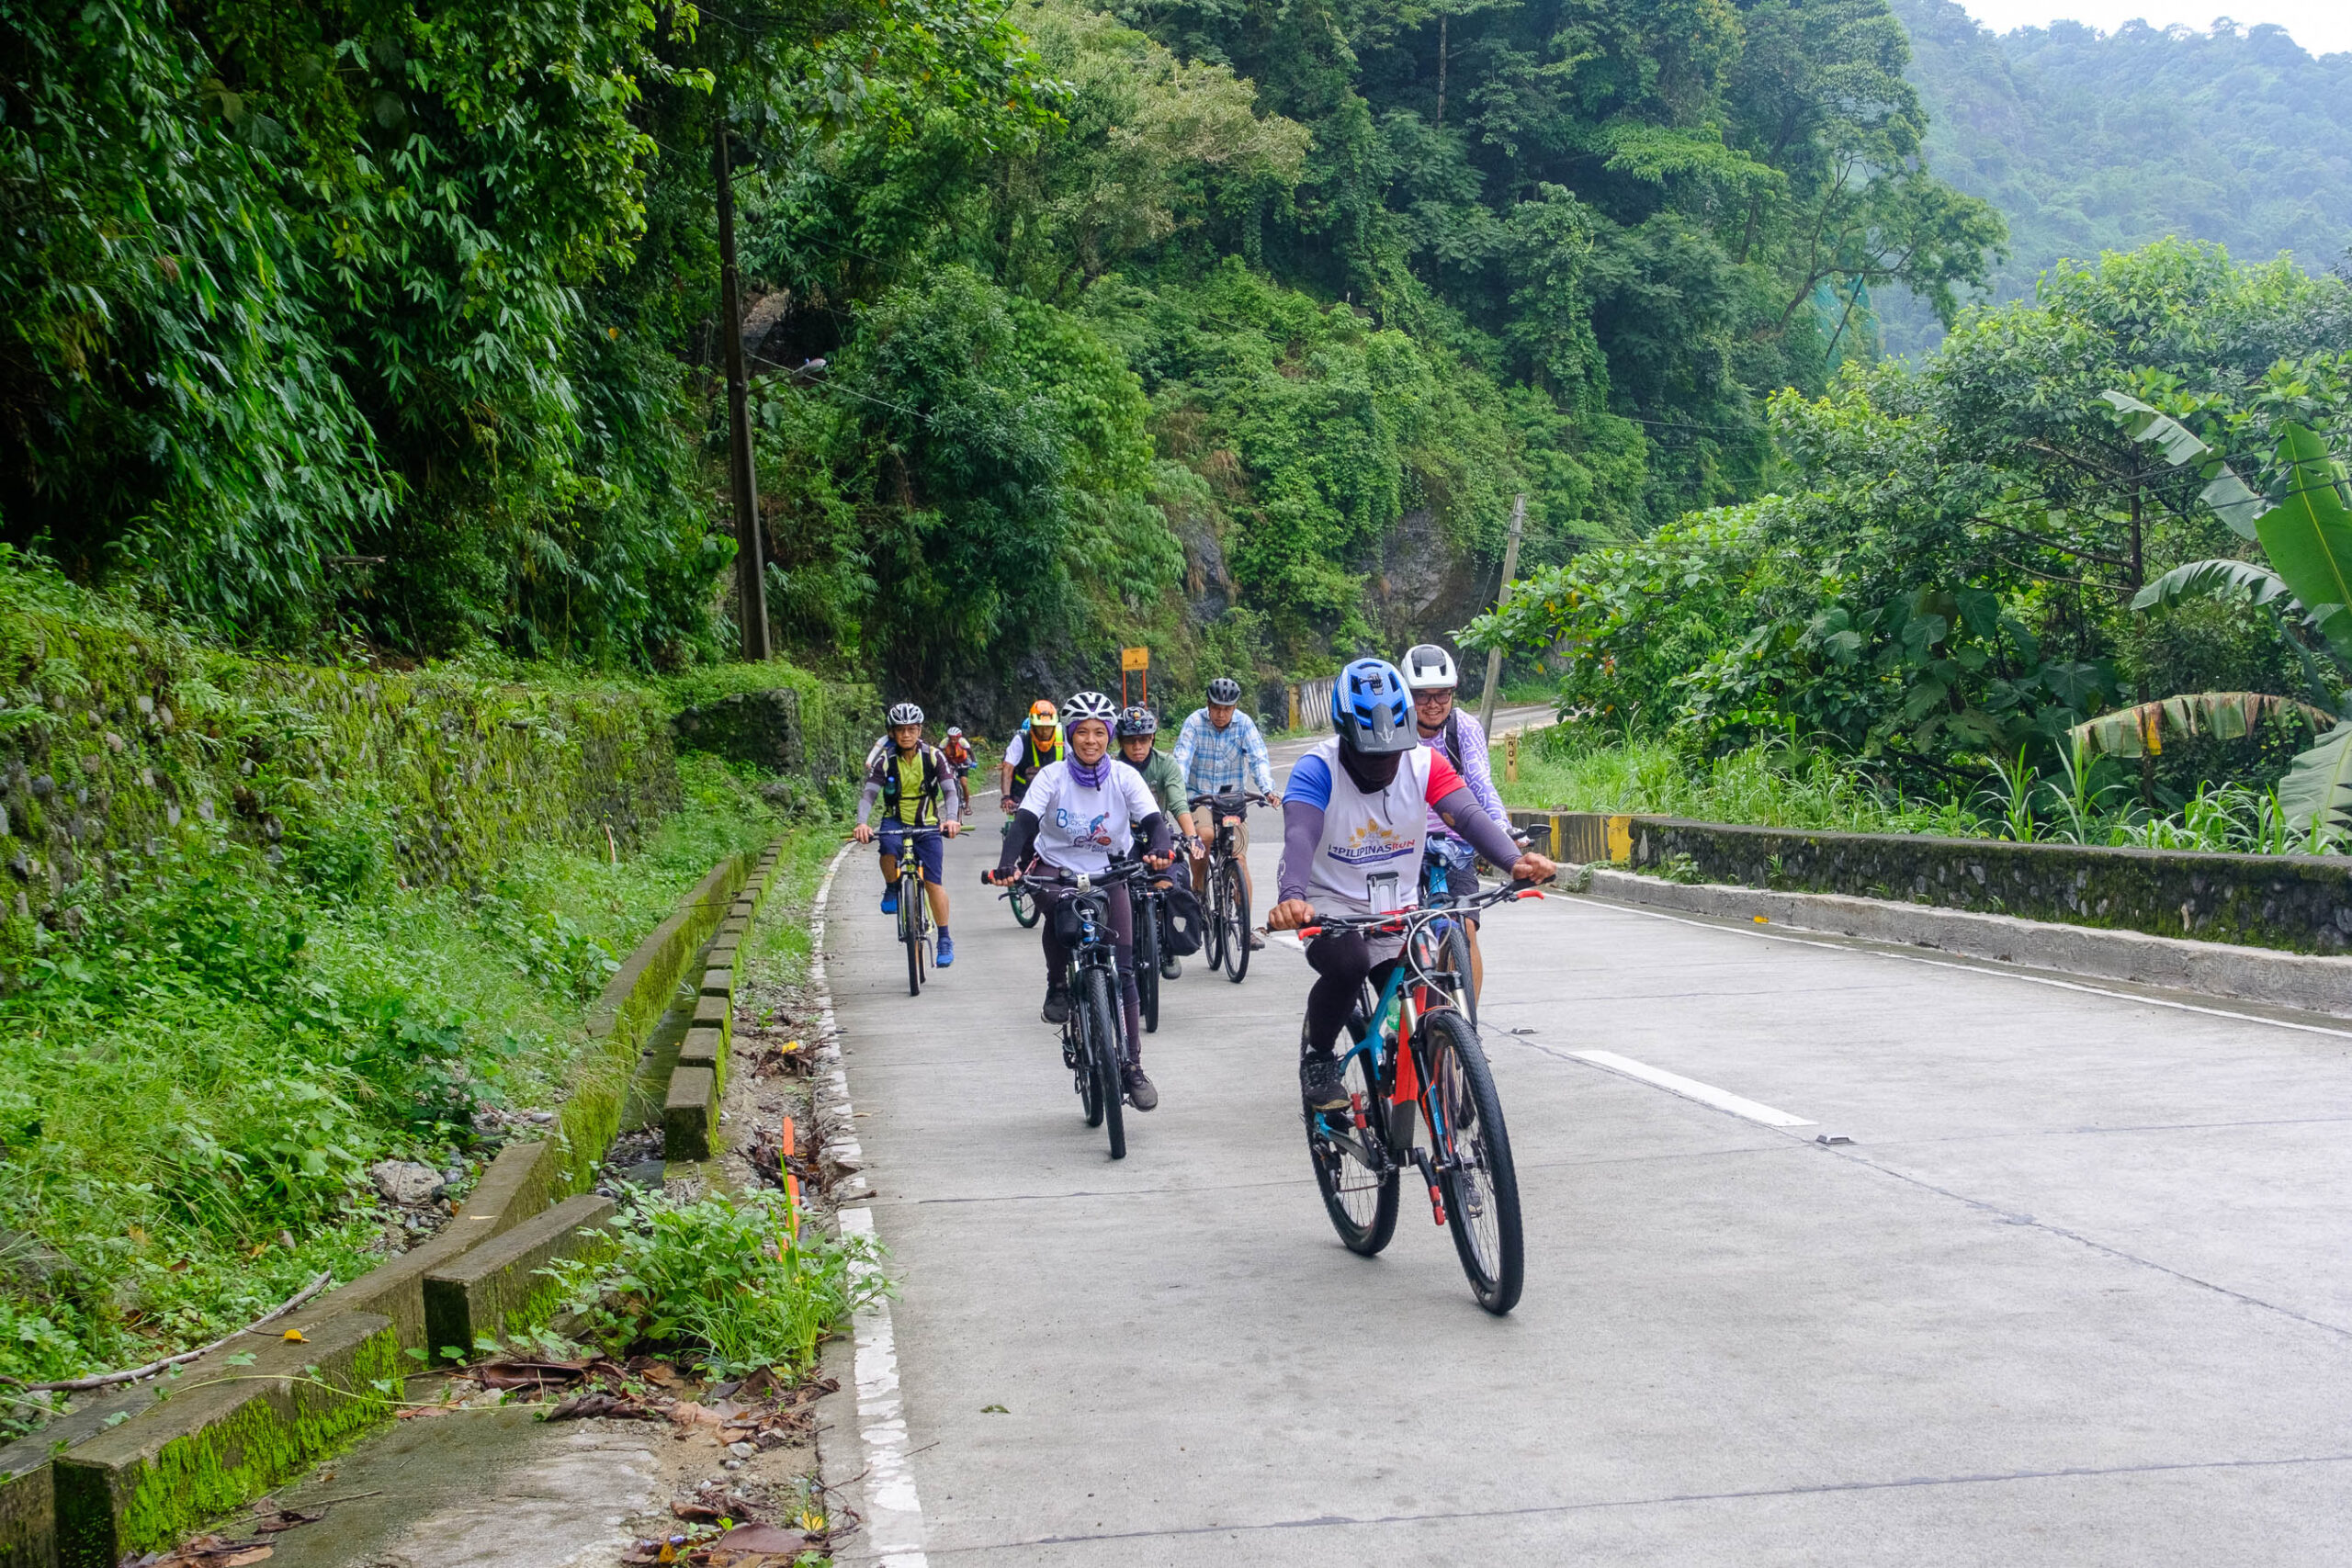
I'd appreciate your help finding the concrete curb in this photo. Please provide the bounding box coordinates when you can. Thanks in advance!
[1570,867,2352,1018]
[660,840,784,1160]
[53,1312,400,1567]
[423,1194,617,1359]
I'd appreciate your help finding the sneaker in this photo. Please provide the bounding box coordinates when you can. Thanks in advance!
[880,890,899,916]
[1248,931,1266,951]
[1159,950,1182,981]
[1300,1052,1349,1112]
[935,932,955,967]
[1124,1066,1159,1111]
[1041,984,1071,1025]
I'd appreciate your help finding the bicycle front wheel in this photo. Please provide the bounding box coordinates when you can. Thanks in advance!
[1307,1045,1398,1255]
[1079,966,1125,1159]
[1134,891,1160,1034]
[1422,1009,1521,1314]
[1220,857,1250,983]
[1441,919,1476,1025]
[1011,882,1041,929]
[900,874,925,997]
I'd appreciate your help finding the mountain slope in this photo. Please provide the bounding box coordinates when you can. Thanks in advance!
[1883,1,2352,353]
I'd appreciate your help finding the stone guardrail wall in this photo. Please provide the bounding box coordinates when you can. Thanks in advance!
[670,673,874,814]
[1508,810,2352,956]
[0,606,680,948]
[1,837,786,1568]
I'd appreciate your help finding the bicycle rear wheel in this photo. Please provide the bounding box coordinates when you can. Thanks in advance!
[1134,889,1160,1034]
[1422,1009,1521,1314]
[1220,857,1250,983]
[1079,966,1125,1159]
[1307,1045,1398,1255]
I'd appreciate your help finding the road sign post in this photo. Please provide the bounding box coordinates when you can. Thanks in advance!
[1120,646,1149,707]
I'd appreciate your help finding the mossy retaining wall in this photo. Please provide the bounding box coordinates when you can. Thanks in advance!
[0,604,680,952]
[1519,811,2352,955]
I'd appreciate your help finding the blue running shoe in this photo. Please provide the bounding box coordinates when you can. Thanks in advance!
[936,931,955,967]
[880,890,899,916]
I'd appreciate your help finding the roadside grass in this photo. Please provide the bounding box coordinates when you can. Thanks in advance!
[1497,729,2340,856]
[0,753,798,1417]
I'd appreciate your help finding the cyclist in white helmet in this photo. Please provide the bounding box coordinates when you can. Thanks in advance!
[854,702,962,967]
[1401,643,1512,999]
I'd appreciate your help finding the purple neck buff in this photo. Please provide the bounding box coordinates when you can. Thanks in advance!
[1068,752,1111,789]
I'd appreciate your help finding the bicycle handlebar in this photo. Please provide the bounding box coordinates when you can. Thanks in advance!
[1291,881,1545,940]
[982,857,1155,891]
[1187,790,1274,809]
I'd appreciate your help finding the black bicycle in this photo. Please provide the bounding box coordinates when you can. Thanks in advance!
[1293,881,1543,1314]
[1127,872,1165,1033]
[863,829,940,997]
[1190,791,1270,984]
[1001,812,1043,928]
[991,859,1148,1159]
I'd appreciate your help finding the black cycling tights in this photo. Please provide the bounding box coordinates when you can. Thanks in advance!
[1038,886,1143,1064]
[1303,931,1401,1055]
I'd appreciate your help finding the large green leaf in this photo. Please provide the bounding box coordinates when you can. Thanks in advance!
[2099,389,2212,467]
[2131,558,2298,615]
[2070,691,2335,761]
[2253,423,2352,656]
[2277,722,2352,837]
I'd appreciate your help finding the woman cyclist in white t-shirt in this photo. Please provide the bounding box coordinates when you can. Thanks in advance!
[987,691,1176,1110]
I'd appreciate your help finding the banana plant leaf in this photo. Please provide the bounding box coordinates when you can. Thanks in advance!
[2131,558,2298,615]
[2101,389,2262,538]
[2278,722,2352,837]
[2253,423,2352,656]
[2067,691,2335,761]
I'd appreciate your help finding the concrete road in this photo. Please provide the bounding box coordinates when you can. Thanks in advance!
[823,724,2352,1565]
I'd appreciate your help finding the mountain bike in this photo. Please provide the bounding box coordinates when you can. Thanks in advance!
[1001,811,1043,928]
[1190,791,1270,984]
[869,828,940,997]
[1419,842,1478,1025]
[1294,881,1544,1314]
[994,859,1148,1160]
[1127,872,1164,1034]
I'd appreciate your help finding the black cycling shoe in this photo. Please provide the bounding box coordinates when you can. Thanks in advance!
[1124,1066,1159,1111]
[1041,983,1071,1025]
[1300,1051,1349,1112]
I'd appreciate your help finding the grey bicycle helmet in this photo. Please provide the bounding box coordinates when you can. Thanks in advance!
[887,701,924,727]
[1205,676,1242,705]
[1063,690,1118,726]
[1116,705,1159,738]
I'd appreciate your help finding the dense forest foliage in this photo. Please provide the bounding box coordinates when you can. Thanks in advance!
[3,0,2004,714]
[1882,3,2352,355]
[1469,240,2352,826]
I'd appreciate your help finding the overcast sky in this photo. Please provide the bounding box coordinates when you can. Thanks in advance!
[1959,3,2352,56]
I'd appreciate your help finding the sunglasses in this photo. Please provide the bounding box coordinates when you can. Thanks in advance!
[1412,690,1455,705]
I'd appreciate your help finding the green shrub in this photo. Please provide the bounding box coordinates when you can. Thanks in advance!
[548,1191,886,1378]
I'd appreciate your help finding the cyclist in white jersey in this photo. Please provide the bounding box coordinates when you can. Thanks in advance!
[1266,659,1554,1114]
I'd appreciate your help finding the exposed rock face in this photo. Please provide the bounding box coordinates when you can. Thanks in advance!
[1367,508,1497,656]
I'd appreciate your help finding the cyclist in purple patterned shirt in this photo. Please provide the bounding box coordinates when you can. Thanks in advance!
[1401,644,1513,1001]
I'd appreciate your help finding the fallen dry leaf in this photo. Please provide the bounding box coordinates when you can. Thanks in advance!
[665,1399,725,1427]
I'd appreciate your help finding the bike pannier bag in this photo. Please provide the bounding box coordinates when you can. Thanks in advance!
[1159,883,1206,956]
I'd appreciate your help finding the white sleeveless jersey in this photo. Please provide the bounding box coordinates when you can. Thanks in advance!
[1302,737,1435,919]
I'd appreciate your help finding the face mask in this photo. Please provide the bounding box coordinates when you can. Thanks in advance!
[1338,743,1401,794]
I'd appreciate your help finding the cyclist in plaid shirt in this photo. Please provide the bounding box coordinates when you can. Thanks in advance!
[1173,677,1279,951]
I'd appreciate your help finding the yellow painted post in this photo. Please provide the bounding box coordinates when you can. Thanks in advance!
[1548,813,1563,862]
[1288,685,1300,729]
[1505,729,1520,784]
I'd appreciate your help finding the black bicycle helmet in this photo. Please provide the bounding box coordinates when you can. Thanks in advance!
[887,701,924,727]
[1116,705,1159,738]
[1205,676,1242,705]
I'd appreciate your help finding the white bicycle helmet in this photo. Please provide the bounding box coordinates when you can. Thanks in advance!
[1400,644,1458,691]
[1063,690,1118,727]
[887,701,924,727]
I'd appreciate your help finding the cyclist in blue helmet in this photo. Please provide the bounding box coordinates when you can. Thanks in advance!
[1266,659,1555,1113]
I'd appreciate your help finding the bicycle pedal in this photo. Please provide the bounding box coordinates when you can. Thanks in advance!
[1428,1188,1447,1225]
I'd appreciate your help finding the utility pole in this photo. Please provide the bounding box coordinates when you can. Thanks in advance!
[1477,493,1525,737]
[714,114,770,662]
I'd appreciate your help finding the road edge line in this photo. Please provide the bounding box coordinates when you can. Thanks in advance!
[809,840,931,1568]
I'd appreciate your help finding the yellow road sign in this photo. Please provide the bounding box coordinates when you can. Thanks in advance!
[1120,645,1149,671]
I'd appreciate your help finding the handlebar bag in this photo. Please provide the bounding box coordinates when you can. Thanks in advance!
[1048,893,1089,949]
[1159,883,1206,956]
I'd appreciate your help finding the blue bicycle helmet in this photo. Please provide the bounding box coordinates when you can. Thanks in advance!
[1331,658,1416,754]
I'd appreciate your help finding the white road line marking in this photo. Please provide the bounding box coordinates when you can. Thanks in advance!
[1570,1049,1817,1128]
[809,843,929,1568]
[1551,896,2352,1042]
